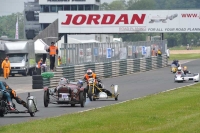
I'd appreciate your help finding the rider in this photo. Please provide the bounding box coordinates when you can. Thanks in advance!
[172,60,180,67]
[2,82,28,109]
[176,67,184,75]
[183,66,190,75]
[83,69,112,96]
[0,81,15,110]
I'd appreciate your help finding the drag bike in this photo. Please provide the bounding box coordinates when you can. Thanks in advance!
[87,78,119,101]
[0,90,38,117]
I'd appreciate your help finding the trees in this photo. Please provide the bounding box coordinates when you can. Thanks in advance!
[0,13,24,39]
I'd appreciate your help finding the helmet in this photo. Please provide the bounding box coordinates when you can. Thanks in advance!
[87,69,93,76]
[59,77,68,85]
[177,67,182,71]
[183,66,187,70]
[77,80,83,87]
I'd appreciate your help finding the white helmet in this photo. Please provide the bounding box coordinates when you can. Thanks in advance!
[59,77,68,85]
[177,67,182,71]
[87,69,93,76]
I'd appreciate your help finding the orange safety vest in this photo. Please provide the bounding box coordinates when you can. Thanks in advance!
[1,60,10,69]
[49,46,58,55]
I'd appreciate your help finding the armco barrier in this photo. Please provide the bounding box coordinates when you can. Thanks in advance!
[43,55,168,88]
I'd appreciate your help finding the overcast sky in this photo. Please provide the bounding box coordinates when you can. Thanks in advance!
[0,0,114,16]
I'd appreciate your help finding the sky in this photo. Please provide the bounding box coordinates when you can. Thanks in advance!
[0,0,114,16]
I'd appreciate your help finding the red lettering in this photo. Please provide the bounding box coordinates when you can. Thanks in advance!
[86,14,101,24]
[61,14,72,25]
[72,14,86,25]
[61,13,146,25]
[101,14,115,24]
[131,14,146,24]
[115,14,128,24]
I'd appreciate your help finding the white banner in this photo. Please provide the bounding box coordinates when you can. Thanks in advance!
[58,10,200,33]
[86,48,91,62]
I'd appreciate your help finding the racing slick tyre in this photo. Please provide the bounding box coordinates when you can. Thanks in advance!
[32,84,43,89]
[32,75,43,80]
[44,90,49,107]
[115,95,118,101]
[79,91,85,107]
[88,86,93,101]
[32,80,43,84]
[71,104,75,107]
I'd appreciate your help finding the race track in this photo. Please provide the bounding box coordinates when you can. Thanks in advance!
[0,59,199,126]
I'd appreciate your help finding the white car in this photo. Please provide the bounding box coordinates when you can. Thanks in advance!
[174,71,199,82]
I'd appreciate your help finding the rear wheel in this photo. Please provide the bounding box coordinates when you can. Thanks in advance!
[0,113,4,117]
[79,92,85,107]
[88,86,93,101]
[44,90,49,107]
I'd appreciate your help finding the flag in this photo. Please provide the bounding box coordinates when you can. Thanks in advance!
[15,16,19,39]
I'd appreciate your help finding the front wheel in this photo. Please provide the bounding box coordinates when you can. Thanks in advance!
[88,86,93,101]
[30,112,35,117]
[79,92,85,107]
[0,112,4,117]
[44,90,49,107]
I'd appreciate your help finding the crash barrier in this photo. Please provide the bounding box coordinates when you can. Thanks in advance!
[32,75,43,89]
[42,55,168,88]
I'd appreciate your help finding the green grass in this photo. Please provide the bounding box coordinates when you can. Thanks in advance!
[170,46,200,50]
[169,53,200,61]
[1,83,200,133]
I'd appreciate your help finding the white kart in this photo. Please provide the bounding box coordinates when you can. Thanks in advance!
[174,71,199,83]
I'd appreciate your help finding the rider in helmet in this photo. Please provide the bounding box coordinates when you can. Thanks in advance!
[83,69,112,96]
[172,60,180,67]
[0,81,15,110]
[183,66,189,75]
[54,77,69,93]
[2,81,27,109]
[176,66,184,75]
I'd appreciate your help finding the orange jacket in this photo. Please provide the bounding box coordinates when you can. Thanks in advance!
[1,60,11,69]
[84,73,97,81]
[47,45,58,55]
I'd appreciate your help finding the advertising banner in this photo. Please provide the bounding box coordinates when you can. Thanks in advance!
[107,48,112,58]
[86,48,91,62]
[59,10,200,33]
[79,49,84,57]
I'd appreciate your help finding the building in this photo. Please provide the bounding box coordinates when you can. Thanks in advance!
[24,0,114,42]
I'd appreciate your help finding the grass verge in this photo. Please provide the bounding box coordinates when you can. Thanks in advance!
[1,83,200,133]
[170,46,200,50]
[169,53,200,61]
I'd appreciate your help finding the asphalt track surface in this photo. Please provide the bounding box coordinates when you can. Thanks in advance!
[0,59,199,126]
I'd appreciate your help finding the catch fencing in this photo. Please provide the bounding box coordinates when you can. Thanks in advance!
[43,55,168,88]
[59,40,167,66]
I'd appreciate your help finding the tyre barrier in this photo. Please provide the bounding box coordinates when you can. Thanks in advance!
[32,75,43,89]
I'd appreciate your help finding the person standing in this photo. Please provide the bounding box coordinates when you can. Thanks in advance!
[1,56,11,80]
[46,42,58,71]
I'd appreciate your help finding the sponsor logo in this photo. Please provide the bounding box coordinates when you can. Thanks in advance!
[61,14,146,25]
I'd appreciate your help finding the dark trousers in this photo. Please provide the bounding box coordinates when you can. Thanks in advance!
[50,55,55,70]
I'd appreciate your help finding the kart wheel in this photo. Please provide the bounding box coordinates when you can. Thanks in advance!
[79,92,85,107]
[44,90,49,107]
[30,112,35,117]
[71,104,75,107]
[115,95,118,101]
[88,86,93,101]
